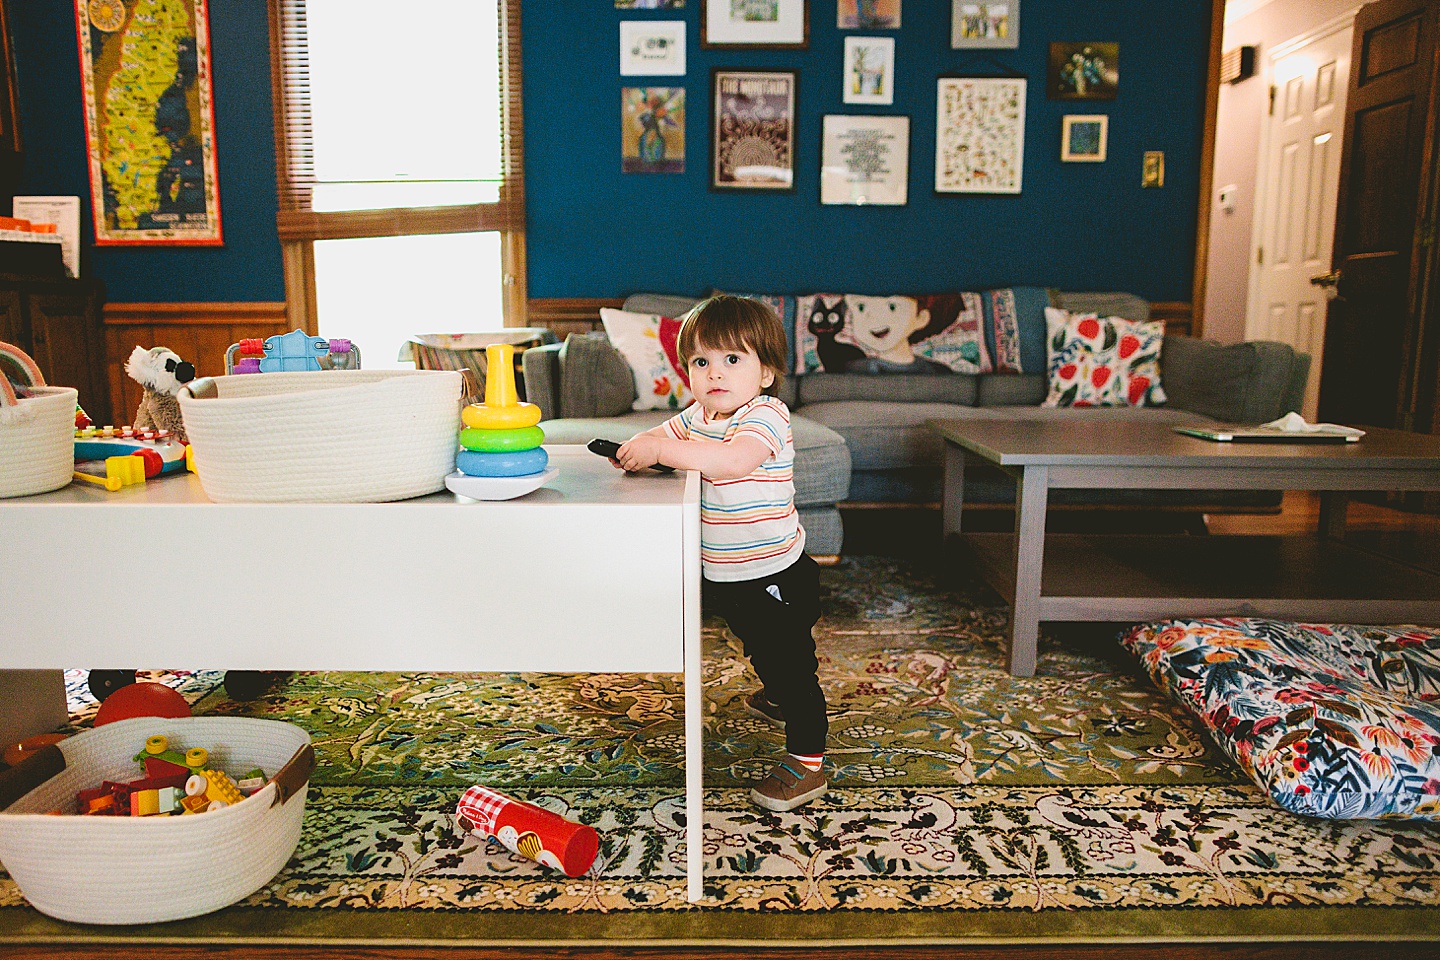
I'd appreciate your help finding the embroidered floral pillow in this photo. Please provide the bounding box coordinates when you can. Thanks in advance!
[1043,308,1167,407]
[599,308,692,411]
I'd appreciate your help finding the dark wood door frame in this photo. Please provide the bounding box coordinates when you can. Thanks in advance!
[1191,0,1227,340]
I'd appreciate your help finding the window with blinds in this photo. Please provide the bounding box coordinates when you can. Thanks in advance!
[268,0,526,361]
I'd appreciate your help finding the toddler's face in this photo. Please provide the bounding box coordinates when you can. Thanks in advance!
[687,343,773,417]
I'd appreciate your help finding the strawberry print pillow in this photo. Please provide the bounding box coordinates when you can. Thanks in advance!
[1042,308,1167,407]
[600,308,693,411]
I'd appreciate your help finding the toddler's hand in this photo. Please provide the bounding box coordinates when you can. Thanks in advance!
[616,435,662,472]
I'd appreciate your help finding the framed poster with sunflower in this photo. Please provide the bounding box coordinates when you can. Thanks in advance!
[73,0,223,245]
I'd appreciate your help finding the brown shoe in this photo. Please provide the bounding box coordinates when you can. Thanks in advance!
[744,692,786,729]
[751,760,828,812]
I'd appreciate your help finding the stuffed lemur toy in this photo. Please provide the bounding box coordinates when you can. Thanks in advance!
[125,345,196,444]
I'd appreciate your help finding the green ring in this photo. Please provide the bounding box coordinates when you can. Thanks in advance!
[459,425,545,453]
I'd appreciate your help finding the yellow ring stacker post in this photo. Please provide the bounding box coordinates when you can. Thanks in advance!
[460,343,543,429]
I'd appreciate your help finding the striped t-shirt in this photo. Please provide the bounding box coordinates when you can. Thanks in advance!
[663,394,805,582]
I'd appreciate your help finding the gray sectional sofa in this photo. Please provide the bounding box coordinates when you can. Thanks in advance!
[524,292,1311,559]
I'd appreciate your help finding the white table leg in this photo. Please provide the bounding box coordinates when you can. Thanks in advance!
[0,670,69,747]
[683,495,704,903]
[1009,465,1048,677]
[942,441,966,540]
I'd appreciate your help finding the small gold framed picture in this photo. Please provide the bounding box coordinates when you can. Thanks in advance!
[1060,114,1107,163]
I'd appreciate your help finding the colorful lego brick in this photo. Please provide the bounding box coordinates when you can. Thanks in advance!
[144,756,190,779]
[237,776,267,796]
[130,789,160,817]
[201,769,244,808]
[156,786,183,814]
[127,772,190,793]
[180,795,210,814]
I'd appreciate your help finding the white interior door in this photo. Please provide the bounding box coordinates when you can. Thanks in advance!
[1246,15,1354,420]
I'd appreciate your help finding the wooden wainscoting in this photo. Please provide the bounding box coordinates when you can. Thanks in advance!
[1150,301,1193,338]
[526,297,622,340]
[103,302,288,426]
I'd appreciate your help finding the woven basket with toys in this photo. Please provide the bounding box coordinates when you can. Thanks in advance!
[0,341,78,499]
[0,717,314,925]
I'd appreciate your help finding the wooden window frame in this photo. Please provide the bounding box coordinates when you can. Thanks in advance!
[266,0,528,333]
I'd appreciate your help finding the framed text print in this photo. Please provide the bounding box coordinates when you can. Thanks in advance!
[935,76,1025,194]
[821,114,909,205]
[712,69,796,190]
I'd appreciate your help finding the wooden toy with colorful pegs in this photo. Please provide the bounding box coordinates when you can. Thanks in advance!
[72,424,192,491]
[444,343,559,500]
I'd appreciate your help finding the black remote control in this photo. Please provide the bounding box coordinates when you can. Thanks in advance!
[588,438,675,472]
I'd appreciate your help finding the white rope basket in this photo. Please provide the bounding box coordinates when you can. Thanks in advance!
[0,717,314,925]
[0,340,77,499]
[179,369,464,502]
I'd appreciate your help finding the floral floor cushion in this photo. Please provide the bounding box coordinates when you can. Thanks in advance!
[1121,618,1440,820]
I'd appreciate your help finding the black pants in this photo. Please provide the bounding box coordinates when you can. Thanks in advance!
[704,552,827,756]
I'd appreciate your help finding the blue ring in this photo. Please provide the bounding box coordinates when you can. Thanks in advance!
[456,446,549,478]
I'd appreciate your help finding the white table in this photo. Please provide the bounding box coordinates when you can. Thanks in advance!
[0,447,707,901]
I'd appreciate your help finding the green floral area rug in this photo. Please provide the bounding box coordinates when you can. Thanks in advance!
[3,557,1438,945]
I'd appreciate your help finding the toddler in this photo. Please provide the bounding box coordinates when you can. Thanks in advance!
[611,295,828,812]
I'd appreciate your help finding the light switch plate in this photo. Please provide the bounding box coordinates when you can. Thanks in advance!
[1142,151,1165,188]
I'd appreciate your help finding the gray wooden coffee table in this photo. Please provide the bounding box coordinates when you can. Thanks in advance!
[929,419,1440,676]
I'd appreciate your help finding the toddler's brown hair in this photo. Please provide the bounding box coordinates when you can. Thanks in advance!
[676,295,788,396]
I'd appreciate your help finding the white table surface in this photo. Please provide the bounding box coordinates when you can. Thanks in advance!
[0,446,709,901]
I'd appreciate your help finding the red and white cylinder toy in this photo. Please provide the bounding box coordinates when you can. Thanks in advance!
[455,785,600,878]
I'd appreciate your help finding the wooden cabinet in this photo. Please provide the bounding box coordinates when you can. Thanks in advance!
[0,272,111,426]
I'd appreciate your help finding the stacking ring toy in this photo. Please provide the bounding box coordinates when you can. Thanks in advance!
[460,425,545,453]
[457,447,550,478]
[463,402,542,430]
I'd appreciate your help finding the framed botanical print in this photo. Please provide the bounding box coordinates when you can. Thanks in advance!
[843,36,895,106]
[1060,114,1107,162]
[711,69,796,189]
[935,76,1026,194]
[820,114,909,205]
[951,1,1018,49]
[702,0,808,49]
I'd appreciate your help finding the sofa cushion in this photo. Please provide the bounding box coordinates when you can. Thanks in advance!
[797,401,974,471]
[558,332,636,419]
[1122,618,1440,820]
[797,372,978,406]
[1054,290,1152,323]
[623,293,702,318]
[975,373,1046,407]
[538,412,850,507]
[1161,335,1309,424]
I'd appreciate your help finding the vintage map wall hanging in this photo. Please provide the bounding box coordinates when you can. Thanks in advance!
[935,76,1025,195]
[75,0,223,245]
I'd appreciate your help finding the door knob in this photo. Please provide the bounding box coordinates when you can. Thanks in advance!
[1309,270,1342,287]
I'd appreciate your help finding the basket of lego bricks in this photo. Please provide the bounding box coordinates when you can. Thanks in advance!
[177,368,466,502]
[0,717,315,924]
[0,340,79,499]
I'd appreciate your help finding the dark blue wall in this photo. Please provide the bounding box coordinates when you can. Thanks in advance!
[10,0,285,302]
[11,1,1211,304]
[523,0,1212,301]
